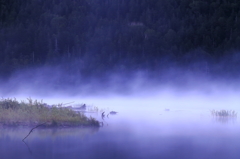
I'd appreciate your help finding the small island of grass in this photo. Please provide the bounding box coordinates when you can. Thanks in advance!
[211,109,237,117]
[0,98,100,127]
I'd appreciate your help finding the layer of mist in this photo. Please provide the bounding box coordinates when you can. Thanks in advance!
[0,54,240,115]
[1,61,240,97]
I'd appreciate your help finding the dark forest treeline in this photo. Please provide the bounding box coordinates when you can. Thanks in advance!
[1,0,240,77]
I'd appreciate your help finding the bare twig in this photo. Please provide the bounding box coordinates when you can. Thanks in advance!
[22,122,46,141]
[62,102,75,106]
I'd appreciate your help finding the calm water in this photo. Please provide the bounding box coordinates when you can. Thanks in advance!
[1,105,240,159]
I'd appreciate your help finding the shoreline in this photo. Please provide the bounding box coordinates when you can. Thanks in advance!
[0,98,100,128]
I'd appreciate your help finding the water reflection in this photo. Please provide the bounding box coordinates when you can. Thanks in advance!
[0,127,99,159]
[0,108,240,159]
[212,116,237,124]
[22,140,32,155]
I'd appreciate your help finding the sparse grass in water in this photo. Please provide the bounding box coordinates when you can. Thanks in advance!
[0,98,99,127]
[211,109,237,117]
[87,106,107,113]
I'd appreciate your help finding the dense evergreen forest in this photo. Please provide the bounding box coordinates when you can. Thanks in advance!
[0,0,240,78]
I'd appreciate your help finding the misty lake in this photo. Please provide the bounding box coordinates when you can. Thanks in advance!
[1,94,240,159]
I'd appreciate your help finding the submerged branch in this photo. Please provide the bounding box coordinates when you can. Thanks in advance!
[22,122,46,141]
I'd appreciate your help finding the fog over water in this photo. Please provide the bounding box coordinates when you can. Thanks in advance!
[1,66,240,125]
[1,67,240,159]
[1,65,240,120]
[2,67,240,110]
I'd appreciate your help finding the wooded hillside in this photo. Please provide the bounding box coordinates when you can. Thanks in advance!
[1,0,240,77]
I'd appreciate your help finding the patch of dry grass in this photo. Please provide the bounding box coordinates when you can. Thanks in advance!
[0,98,99,127]
[211,109,237,117]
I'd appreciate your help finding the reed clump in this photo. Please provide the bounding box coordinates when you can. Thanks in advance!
[0,98,99,127]
[211,109,237,117]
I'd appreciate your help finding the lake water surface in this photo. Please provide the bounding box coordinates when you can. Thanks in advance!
[1,94,240,159]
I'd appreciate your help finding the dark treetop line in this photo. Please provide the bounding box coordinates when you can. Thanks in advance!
[0,0,240,78]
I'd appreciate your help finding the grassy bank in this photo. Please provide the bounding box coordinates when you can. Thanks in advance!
[0,98,99,127]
